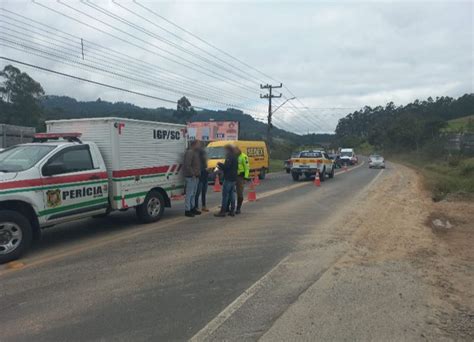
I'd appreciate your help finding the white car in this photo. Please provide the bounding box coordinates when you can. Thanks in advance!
[368,155,385,168]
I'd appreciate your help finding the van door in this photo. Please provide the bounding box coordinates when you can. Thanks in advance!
[40,145,108,223]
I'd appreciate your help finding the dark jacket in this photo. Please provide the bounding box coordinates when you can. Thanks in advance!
[198,148,209,181]
[183,148,201,177]
[218,153,238,182]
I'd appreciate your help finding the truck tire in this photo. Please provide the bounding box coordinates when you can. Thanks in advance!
[328,166,335,179]
[291,172,299,181]
[258,168,266,180]
[319,167,326,182]
[285,168,290,174]
[0,210,33,264]
[136,190,165,223]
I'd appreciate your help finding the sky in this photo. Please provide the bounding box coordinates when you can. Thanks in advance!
[0,0,473,133]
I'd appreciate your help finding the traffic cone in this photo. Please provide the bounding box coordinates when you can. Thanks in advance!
[247,182,257,201]
[213,175,222,192]
[252,173,260,186]
[314,170,321,187]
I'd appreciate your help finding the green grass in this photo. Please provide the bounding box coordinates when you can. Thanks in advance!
[393,153,474,201]
[444,114,474,133]
[269,159,285,173]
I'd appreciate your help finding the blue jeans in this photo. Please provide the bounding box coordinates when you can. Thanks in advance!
[185,177,198,211]
[221,180,236,212]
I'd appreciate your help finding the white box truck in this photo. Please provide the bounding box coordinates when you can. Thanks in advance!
[0,117,186,263]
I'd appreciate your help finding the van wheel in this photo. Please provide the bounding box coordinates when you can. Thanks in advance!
[137,190,165,223]
[0,210,33,264]
[291,172,299,181]
[258,168,266,180]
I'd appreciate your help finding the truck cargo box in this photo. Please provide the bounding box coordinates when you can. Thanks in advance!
[46,117,186,210]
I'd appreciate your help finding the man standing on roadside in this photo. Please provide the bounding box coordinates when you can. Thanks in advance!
[183,140,201,217]
[194,142,209,212]
[235,146,250,214]
[214,144,238,217]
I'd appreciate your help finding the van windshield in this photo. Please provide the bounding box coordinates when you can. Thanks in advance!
[340,151,353,157]
[0,145,56,172]
[206,146,226,159]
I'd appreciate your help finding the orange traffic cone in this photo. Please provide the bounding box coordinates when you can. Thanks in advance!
[314,170,321,187]
[213,175,222,192]
[252,173,260,186]
[247,182,257,201]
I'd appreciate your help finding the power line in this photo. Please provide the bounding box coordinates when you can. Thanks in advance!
[0,11,257,104]
[0,56,178,105]
[0,21,262,109]
[133,0,278,83]
[32,0,258,95]
[86,0,263,86]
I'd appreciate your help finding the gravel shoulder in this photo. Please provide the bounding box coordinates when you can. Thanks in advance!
[260,164,474,341]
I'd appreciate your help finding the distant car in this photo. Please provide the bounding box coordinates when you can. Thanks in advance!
[368,154,385,169]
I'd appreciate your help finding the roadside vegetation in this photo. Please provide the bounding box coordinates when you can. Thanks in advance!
[335,94,474,200]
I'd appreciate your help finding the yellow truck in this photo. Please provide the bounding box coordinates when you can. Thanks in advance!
[206,140,269,180]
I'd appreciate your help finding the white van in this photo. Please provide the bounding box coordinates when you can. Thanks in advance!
[0,117,186,263]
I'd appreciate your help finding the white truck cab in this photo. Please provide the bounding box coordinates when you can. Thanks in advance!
[0,118,186,263]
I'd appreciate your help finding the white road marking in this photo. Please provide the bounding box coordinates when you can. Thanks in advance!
[189,255,291,342]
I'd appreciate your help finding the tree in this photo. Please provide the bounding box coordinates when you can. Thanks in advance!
[174,96,194,122]
[0,65,44,127]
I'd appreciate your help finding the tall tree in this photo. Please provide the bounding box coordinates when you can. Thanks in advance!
[174,96,194,122]
[0,65,44,127]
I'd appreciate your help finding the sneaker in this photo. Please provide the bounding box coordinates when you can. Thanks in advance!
[214,211,226,217]
[185,211,195,217]
[229,211,235,217]
[235,209,241,215]
[192,209,202,215]
[201,207,209,212]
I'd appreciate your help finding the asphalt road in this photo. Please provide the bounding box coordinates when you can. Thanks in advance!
[0,161,381,341]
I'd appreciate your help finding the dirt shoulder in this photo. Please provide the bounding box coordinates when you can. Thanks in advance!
[261,164,473,341]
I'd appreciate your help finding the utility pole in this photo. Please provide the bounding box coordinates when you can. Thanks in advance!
[260,83,282,148]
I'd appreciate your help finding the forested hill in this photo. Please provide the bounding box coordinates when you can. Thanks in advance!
[335,94,474,151]
[40,95,334,147]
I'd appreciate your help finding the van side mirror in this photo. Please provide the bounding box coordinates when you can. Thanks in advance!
[43,162,66,176]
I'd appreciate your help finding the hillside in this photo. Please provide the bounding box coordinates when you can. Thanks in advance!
[444,115,474,133]
[40,95,335,158]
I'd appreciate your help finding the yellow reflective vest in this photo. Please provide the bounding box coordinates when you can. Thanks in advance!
[238,152,250,178]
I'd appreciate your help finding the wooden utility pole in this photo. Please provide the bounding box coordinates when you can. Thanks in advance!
[260,83,282,148]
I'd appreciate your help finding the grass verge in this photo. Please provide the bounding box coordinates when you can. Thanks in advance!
[269,159,285,173]
[392,153,474,201]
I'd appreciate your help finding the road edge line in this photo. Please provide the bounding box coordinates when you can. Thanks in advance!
[189,255,291,342]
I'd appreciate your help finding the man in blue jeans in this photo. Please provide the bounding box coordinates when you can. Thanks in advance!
[214,145,238,217]
[183,140,201,217]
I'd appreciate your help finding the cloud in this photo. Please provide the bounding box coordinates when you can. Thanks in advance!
[0,0,472,133]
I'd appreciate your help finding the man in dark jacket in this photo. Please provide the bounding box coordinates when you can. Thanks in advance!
[194,143,209,212]
[214,144,238,217]
[183,140,201,217]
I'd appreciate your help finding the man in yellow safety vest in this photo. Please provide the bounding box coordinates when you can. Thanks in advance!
[235,146,250,214]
